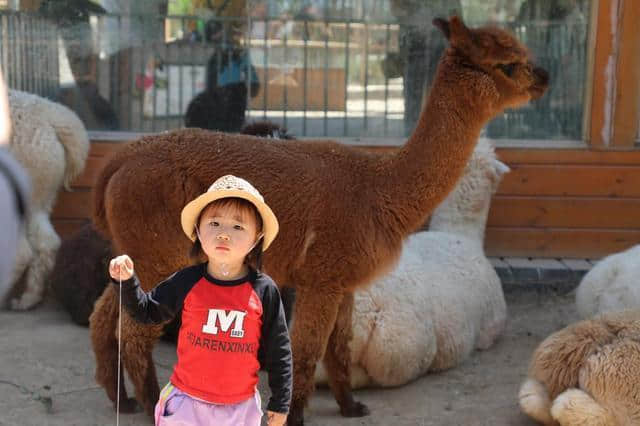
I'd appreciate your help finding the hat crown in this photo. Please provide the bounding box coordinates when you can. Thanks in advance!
[208,175,264,202]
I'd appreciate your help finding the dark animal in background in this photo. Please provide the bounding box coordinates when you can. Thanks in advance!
[49,222,111,325]
[184,40,260,132]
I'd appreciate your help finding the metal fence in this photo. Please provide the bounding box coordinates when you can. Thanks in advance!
[0,11,59,99]
[0,11,588,141]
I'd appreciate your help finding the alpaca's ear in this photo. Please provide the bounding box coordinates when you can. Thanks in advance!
[434,16,474,48]
[448,16,473,44]
[494,160,511,177]
[486,159,510,187]
[433,17,450,39]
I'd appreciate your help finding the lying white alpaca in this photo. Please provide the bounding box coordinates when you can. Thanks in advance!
[316,138,509,387]
[575,244,640,319]
[7,90,89,310]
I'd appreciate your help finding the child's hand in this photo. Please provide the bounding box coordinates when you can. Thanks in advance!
[266,410,287,426]
[109,255,134,281]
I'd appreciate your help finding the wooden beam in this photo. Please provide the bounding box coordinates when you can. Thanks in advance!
[18,0,43,11]
[488,196,640,229]
[612,0,640,148]
[497,164,640,197]
[589,0,640,148]
[589,0,617,148]
[485,227,640,258]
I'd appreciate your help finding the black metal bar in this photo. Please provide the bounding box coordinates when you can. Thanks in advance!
[323,20,328,136]
[363,22,369,131]
[179,17,185,127]
[283,17,288,130]
[384,22,390,136]
[343,19,350,136]
[138,14,145,131]
[302,19,308,136]
[262,17,268,120]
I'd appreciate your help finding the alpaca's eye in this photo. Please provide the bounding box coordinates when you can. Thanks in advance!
[496,63,517,77]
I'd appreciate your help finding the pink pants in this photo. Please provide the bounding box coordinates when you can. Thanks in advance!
[154,383,263,426]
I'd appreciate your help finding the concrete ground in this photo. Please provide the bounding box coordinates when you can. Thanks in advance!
[0,289,579,426]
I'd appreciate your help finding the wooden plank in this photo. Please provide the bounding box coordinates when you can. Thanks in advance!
[589,0,617,148]
[51,189,92,219]
[497,165,640,197]
[87,141,127,157]
[488,196,640,229]
[612,0,640,147]
[360,146,640,165]
[71,156,112,188]
[485,227,640,258]
[495,148,640,165]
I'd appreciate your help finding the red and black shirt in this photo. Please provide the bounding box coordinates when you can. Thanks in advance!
[115,263,292,413]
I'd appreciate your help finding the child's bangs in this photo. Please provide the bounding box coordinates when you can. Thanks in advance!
[205,198,263,230]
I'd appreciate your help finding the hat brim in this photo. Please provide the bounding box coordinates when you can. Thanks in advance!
[181,189,279,251]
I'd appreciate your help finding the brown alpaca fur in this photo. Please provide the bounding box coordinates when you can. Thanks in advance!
[89,16,548,423]
[519,310,640,426]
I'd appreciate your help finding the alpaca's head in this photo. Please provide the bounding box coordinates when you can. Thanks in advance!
[433,16,549,117]
[429,138,509,242]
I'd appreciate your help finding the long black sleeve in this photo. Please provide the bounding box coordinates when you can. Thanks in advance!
[259,282,293,414]
[111,266,201,324]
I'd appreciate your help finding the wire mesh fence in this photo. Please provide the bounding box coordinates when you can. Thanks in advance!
[0,10,587,141]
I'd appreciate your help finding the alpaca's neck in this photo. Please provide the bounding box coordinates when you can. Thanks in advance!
[429,199,490,245]
[377,60,495,236]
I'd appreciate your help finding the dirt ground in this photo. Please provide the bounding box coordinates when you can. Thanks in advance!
[0,288,579,426]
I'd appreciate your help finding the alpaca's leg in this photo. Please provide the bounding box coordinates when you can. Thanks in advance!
[322,291,369,417]
[551,389,616,426]
[120,311,165,417]
[11,213,60,310]
[518,378,556,425]
[287,286,344,426]
[89,285,138,413]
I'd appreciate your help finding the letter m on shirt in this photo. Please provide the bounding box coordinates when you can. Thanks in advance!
[202,309,247,338]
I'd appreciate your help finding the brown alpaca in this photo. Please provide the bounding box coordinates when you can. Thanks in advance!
[519,310,640,425]
[89,16,548,424]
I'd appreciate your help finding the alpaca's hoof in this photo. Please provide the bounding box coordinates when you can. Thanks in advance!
[340,400,370,417]
[115,397,140,414]
[10,293,42,311]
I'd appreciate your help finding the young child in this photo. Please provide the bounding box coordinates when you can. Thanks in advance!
[109,175,291,426]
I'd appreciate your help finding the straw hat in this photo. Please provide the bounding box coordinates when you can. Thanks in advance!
[181,175,279,251]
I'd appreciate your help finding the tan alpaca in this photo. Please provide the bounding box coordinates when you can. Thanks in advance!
[519,310,640,425]
[89,16,548,424]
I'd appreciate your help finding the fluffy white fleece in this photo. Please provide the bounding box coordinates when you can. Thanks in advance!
[316,138,509,387]
[575,244,640,319]
[7,90,89,310]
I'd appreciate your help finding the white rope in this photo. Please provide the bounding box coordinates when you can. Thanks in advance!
[116,272,122,426]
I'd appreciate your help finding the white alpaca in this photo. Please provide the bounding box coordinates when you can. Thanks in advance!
[7,90,89,310]
[575,245,640,319]
[316,138,509,387]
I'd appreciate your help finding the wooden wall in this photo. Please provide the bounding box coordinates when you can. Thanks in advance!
[51,139,640,260]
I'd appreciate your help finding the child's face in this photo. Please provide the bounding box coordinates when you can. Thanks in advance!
[197,203,260,267]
